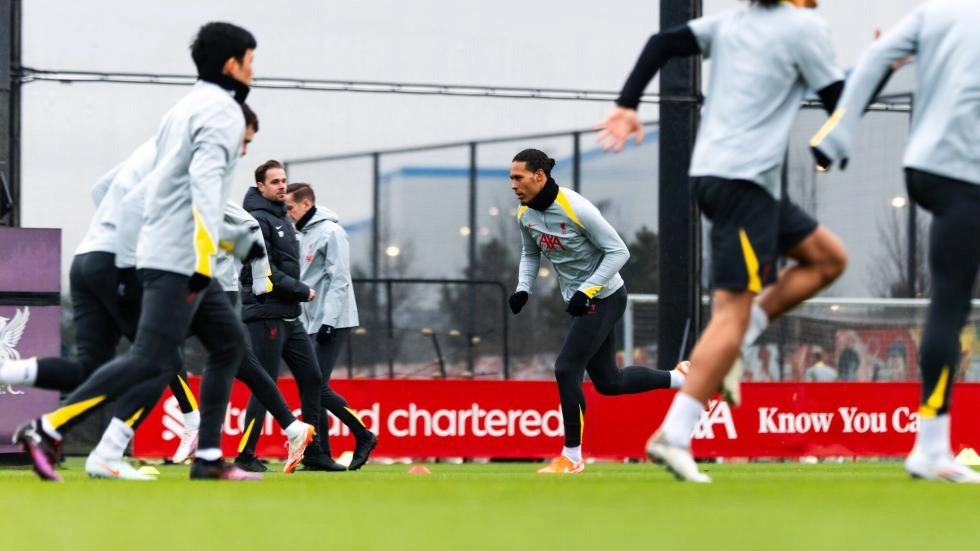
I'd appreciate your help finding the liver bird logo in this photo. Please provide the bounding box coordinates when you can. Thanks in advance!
[0,307,30,396]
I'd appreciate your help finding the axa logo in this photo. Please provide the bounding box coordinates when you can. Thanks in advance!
[0,307,30,396]
[538,234,566,251]
[692,399,737,440]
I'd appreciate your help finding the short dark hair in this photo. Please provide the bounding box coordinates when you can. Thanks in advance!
[512,149,556,177]
[751,0,782,6]
[287,183,316,204]
[191,22,256,79]
[255,160,283,183]
[241,103,259,132]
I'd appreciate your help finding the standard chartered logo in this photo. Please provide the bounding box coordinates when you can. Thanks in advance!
[385,403,564,438]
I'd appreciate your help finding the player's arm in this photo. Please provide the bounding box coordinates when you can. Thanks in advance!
[320,225,353,328]
[91,163,123,207]
[597,24,702,152]
[187,108,241,290]
[256,216,311,302]
[219,201,265,262]
[509,219,541,315]
[809,10,922,170]
[578,203,630,299]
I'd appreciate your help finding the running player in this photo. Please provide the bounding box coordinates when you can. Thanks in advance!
[13,22,271,481]
[810,0,980,483]
[595,0,847,481]
[508,148,687,474]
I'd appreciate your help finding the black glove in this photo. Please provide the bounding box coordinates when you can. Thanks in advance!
[810,146,847,172]
[566,291,593,317]
[188,272,211,293]
[243,241,266,263]
[316,324,335,344]
[508,291,529,314]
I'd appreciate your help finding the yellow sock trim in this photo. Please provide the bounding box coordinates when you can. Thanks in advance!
[919,365,951,418]
[177,375,199,411]
[46,395,106,429]
[344,406,367,427]
[238,419,256,453]
[125,408,145,427]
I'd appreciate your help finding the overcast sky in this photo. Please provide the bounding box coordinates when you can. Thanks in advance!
[18,0,924,277]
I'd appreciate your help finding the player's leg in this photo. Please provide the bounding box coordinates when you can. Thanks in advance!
[721,202,847,405]
[647,178,777,482]
[584,288,679,396]
[313,327,376,471]
[14,269,194,481]
[539,297,623,474]
[186,282,260,480]
[167,369,201,463]
[277,321,328,469]
[234,318,286,471]
[903,169,980,483]
[0,252,121,391]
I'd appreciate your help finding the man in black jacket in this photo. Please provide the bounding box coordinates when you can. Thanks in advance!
[236,159,342,471]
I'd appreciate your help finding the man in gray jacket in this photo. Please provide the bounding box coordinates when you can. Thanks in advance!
[286,183,378,471]
[14,22,265,481]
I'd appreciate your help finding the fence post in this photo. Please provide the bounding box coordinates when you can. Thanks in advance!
[467,142,477,376]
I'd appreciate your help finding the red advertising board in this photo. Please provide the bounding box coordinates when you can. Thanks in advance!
[133,379,980,460]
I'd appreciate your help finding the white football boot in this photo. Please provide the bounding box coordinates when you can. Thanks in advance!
[645,430,711,483]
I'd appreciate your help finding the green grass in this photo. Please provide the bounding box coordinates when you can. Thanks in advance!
[2,459,979,550]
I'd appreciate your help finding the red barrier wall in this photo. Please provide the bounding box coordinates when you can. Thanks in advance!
[133,379,980,459]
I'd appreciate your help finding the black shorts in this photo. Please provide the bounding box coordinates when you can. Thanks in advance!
[696,177,818,292]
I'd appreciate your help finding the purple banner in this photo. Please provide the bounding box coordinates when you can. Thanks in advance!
[0,228,61,293]
[0,306,62,453]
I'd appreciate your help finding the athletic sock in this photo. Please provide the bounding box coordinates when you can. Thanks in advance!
[916,415,951,459]
[196,448,222,461]
[0,357,38,386]
[182,409,200,432]
[661,392,705,448]
[562,446,582,464]
[669,369,685,389]
[92,418,134,461]
[40,415,63,441]
[284,420,307,441]
[741,303,770,351]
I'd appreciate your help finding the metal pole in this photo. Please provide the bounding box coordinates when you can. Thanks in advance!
[623,297,635,365]
[466,142,477,376]
[501,284,510,379]
[907,202,917,297]
[657,0,702,371]
[572,131,581,193]
[370,152,381,377]
[386,280,394,378]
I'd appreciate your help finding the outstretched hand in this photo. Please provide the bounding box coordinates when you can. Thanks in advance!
[595,107,644,152]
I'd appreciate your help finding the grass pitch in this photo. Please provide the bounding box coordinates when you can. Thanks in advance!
[2,459,979,550]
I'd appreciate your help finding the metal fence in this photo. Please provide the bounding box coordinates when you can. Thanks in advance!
[281,98,928,380]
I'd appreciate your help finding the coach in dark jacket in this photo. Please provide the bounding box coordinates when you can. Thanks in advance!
[234,160,341,472]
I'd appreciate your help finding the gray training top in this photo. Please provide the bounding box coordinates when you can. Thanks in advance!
[811,0,980,187]
[688,3,841,197]
[516,187,628,302]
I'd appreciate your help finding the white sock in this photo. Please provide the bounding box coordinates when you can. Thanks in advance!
[669,369,686,389]
[92,418,134,461]
[661,392,705,448]
[916,415,951,459]
[284,420,306,441]
[182,409,200,432]
[196,448,222,461]
[741,304,770,351]
[40,416,62,441]
[0,357,38,386]
[562,446,582,463]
